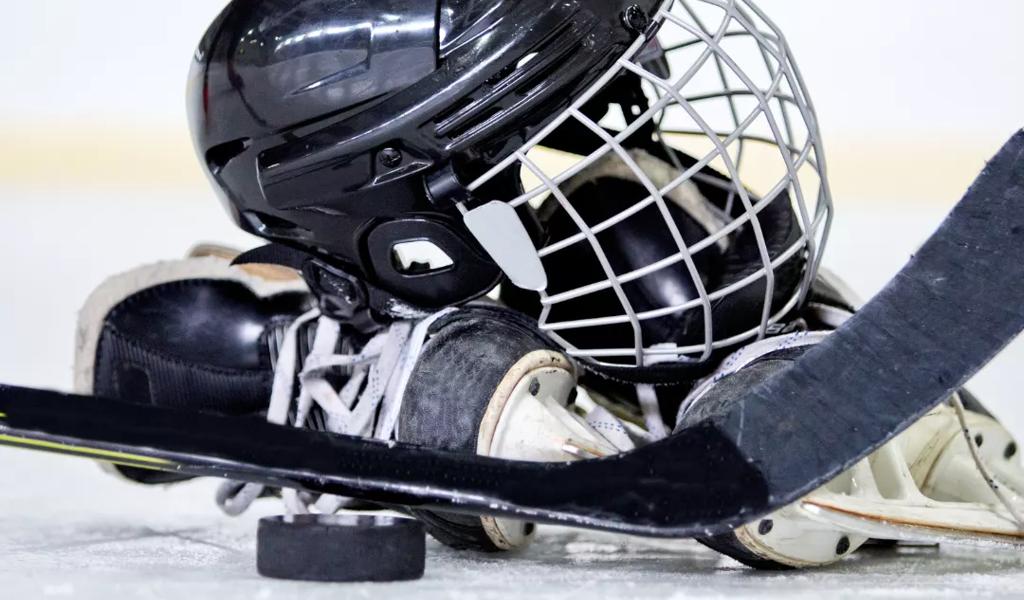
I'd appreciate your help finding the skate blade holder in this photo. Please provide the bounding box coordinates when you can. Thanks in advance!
[257,514,425,582]
[731,404,1024,568]
[475,350,626,548]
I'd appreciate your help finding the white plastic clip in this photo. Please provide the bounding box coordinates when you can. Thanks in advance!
[464,201,548,291]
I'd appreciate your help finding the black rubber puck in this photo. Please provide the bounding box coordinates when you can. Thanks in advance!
[257,515,426,582]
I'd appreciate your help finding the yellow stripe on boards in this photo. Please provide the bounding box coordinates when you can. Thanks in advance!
[0,124,1010,209]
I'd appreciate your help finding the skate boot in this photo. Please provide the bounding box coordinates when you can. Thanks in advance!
[222,298,640,552]
[74,250,641,552]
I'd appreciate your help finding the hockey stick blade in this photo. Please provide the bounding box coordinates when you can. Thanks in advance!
[0,131,1022,538]
[0,384,765,538]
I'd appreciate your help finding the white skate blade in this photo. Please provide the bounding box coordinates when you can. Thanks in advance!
[802,492,1024,546]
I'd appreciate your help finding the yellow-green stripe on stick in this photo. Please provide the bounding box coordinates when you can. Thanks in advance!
[0,434,171,465]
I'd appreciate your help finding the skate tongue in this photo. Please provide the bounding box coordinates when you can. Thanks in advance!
[232,243,309,271]
[188,243,305,283]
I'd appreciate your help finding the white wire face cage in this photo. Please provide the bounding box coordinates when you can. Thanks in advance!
[466,0,833,372]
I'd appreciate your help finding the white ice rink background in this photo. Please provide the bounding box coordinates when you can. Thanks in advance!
[1,1,1023,597]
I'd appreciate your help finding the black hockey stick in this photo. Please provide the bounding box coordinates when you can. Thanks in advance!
[1,131,1023,538]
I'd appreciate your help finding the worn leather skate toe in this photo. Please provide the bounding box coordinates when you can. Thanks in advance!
[74,254,311,482]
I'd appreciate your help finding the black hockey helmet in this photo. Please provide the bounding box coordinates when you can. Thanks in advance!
[189,0,833,381]
[188,0,661,311]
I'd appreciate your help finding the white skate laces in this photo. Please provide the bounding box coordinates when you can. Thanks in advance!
[217,307,452,516]
[950,393,1024,529]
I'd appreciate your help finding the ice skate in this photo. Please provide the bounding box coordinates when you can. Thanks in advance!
[71,249,642,552]
[679,313,1024,568]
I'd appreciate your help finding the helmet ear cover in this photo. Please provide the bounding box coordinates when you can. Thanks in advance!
[232,213,503,325]
[364,217,503,311]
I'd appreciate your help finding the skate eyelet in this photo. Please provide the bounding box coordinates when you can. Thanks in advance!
[974,433,984,447]
[757,519,773,535]
[835,536,851,555]
[1006,442,1018,459]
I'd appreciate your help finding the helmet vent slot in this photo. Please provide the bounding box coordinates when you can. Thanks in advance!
[205,138,251,175]
[391,240,455,275]
[433,24,581,143]
[242,211,313,242]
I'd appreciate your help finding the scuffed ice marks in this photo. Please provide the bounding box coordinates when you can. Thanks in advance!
[3,448,1024,598]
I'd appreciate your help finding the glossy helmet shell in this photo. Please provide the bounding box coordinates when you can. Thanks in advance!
[188,0,660,310]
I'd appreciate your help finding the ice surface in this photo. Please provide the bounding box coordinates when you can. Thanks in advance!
[4,449,1024,599]
[1,191,1023,597]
